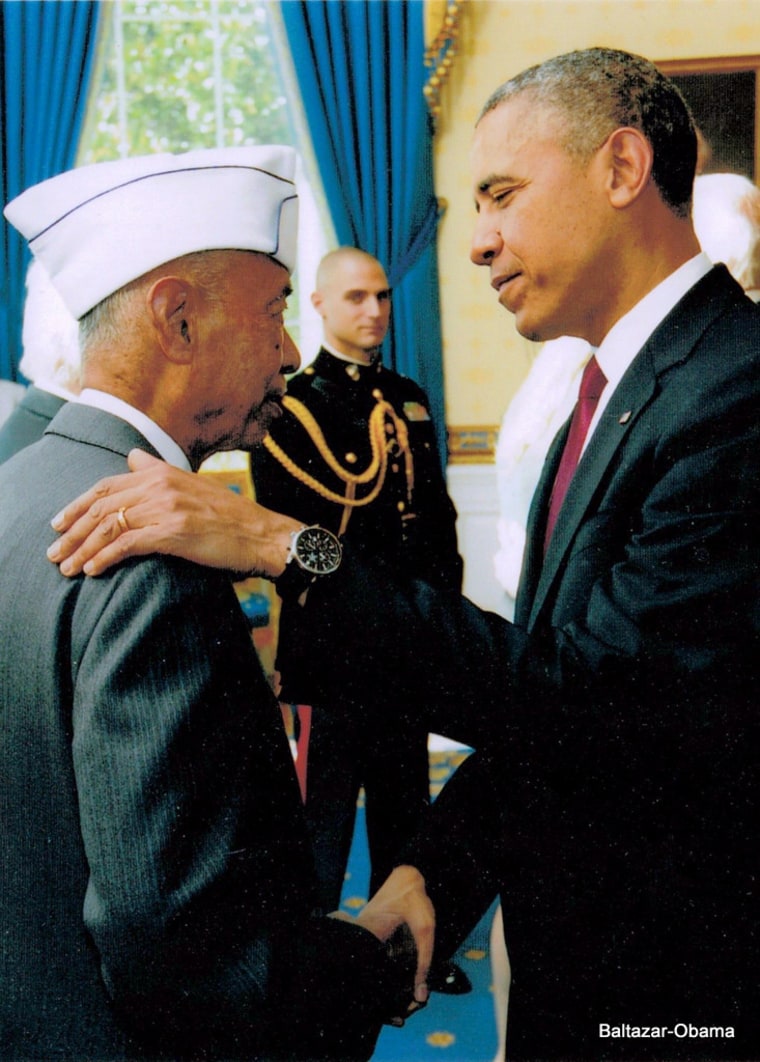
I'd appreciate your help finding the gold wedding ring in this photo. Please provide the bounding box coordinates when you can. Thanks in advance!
[116,507,130,534]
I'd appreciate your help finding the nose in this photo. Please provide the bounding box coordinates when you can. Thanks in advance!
[470,214,502,267]
[282,329,301,374]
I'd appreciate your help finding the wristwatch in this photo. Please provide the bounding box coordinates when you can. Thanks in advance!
[275,525,342,599]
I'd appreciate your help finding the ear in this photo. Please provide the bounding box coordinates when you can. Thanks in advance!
[602,127,653,209]
[311,290,325,316]
[147,275,196,363]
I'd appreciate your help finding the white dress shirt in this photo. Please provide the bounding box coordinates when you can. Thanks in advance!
[77,389,191,471]
[587,252,713,446]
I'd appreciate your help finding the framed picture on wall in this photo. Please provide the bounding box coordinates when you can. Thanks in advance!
[657,56,760,181]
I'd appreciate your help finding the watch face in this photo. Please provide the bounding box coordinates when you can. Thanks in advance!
[295,526,342,574]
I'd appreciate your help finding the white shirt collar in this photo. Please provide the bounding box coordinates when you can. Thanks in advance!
[595,252,713,399]
[321,340,378,367]
[583,253,713,447]
[76,389,192,471]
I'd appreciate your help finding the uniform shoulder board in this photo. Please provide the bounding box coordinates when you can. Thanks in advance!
[403,400,430,422]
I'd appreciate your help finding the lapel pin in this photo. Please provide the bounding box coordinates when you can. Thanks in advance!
[619,411,632,424]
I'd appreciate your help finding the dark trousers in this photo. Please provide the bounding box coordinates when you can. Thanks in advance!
[303,704,430,912]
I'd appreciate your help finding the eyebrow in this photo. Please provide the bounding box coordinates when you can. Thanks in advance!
[345,288,391,298]
[477,173,515,195]
[266,284,293,309]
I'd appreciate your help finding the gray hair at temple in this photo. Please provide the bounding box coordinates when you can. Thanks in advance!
[77,249,229,361]
[479,47,698,220]
[692,173,760,299]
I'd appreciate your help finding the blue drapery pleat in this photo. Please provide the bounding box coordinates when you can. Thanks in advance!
[0,0,101,382]
[281,0,448,460]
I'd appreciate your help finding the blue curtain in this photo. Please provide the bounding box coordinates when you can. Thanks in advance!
[280,0,448,460]
[1,0,101,382]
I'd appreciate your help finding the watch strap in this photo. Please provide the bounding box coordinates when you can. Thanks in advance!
[274,556,317,601]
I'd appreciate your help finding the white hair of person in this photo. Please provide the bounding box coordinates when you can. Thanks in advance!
[19,258,81,399]
[692,172,760,298]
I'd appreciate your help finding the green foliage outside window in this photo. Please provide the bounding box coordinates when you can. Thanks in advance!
[80,1,295,162]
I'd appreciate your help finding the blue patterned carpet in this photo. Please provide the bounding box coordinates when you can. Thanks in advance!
[338,751,501,1062]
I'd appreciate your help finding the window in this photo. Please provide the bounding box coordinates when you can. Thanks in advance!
[78,0,332,356]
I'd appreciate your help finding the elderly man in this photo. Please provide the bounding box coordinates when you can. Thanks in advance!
[45,49,760,1060]
[0,147,432,1062]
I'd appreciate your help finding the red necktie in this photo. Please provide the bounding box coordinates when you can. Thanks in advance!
[544,354,607,552]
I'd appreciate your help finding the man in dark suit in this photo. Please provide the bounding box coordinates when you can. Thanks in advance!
[251,248,465,996]
[299,48,759,1058]
[0,146,432,1061]
[45,49,760,1059]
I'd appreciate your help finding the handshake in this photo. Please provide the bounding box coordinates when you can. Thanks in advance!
[333,864,434,1026]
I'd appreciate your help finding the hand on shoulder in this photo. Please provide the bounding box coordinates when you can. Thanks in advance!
[47,449,300,579]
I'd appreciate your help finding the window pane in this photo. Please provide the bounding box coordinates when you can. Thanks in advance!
[80,1,294,157]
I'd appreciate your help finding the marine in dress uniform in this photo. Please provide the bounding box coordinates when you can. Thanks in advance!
[251,250,465,997]
[253,341,463,902]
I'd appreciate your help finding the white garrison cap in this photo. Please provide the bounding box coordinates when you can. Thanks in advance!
[4,145,299,319]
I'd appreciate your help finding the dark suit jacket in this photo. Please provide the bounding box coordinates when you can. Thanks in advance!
[286,267,760,1058]
[0,403,404,1061]
[0,384,66,464]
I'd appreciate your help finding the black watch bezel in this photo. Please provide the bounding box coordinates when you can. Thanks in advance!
[289,525,342,575]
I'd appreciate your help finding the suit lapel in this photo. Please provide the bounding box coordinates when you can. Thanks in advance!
[518,266,744,631]
[515,419,568,627]
[525,359,657,628]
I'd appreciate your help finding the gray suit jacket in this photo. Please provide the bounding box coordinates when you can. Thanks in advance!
[0,403,400,1060]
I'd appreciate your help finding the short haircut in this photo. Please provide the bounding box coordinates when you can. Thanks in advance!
[479,47,697,219]
[316,247,386,290]
[78,249,234,358]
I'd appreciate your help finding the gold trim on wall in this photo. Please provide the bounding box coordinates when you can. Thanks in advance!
[423,0,466,127]
[447,425,499,464]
